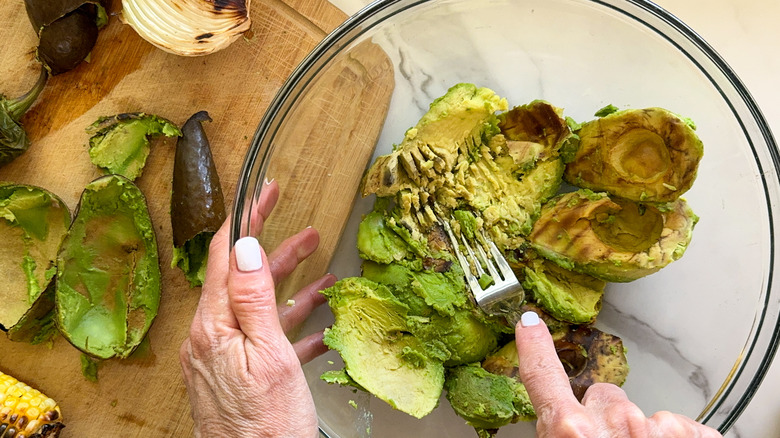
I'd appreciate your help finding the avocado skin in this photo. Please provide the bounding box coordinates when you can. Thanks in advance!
[87,112,181,181]
[55,175,161,359]
[171,111,226,287]
[24,0,108,75]
[0,184,70,336]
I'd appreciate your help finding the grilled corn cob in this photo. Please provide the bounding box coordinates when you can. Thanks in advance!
[0,372,63,438]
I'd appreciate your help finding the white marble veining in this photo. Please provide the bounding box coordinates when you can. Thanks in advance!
[319,1,780,437]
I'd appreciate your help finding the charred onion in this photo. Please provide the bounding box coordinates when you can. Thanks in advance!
[121,0,251,56]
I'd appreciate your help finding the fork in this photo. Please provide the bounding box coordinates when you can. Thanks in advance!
[438,214,526,326]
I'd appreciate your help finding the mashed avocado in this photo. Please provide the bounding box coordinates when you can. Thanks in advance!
[361,84,569,250]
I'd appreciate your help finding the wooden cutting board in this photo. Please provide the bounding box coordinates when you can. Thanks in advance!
[0,0,393,436]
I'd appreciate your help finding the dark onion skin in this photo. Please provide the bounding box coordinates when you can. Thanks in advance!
[171,111,226,248]
[24,0,106,75]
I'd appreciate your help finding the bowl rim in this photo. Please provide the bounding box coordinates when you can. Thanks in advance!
[231,0,780,434]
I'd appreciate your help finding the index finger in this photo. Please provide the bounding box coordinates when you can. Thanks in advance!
[197,180,280,324]
[514,311,581,420]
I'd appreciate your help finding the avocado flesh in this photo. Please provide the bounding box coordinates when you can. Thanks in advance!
[362,259,467,316]
[361,84,569,250]
[0,185,70,332]
[361,83,510,197]
[56,175,161,359]
[498,100,573,164]
[87,113,181,181]
[322,277,444,419]
[170,232,210,287]
[529,189,698,282]
[564,107,703,202]
[523,259,605,324]
[445,364,534,430]
[554,326,629,400]
[362,260,498,366]
[7,284,58,344]
[358,212,501,367]
[357,210,411,264]
[0,223,36,330]
[332,86,702,430]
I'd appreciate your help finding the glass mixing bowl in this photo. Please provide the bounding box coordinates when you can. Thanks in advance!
[231,0,780,436]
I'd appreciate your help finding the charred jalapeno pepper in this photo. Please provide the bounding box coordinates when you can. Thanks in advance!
[0,68,48,168]
[24,0,108,75]
[171,111,226,287]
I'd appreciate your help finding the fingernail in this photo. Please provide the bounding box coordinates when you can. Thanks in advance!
[235,237,263,272]
[520,311,540,327]
[264,177,275,185]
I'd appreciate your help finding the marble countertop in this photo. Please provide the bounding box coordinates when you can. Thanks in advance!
[326,1,780,437]
[657,7,780,438]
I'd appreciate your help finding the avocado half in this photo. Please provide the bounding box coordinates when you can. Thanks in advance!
[322,277,445,419]
[0,184,71,334]
[564,107,703,203]
[55,175,161,359]
[528,189,698,282]
[482,326,629,402]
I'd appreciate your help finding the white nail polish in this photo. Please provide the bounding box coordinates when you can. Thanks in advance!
[235,237,263,272]
[520,311,540,327]
[264,177,275,185]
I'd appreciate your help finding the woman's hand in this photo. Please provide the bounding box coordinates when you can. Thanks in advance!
[514,311,723,438]
[180,180,334,438]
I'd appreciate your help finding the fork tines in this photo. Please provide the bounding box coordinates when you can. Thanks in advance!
[437,214,524,313]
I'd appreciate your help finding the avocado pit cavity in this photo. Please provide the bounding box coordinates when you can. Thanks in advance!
[609,128,671,181]
[591,197,663,253]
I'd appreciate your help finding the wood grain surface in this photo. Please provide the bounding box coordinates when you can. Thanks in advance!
[0,0,393,436]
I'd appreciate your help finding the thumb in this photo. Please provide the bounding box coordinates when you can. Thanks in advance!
[514,311,580,420]
[229,236,285,342]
